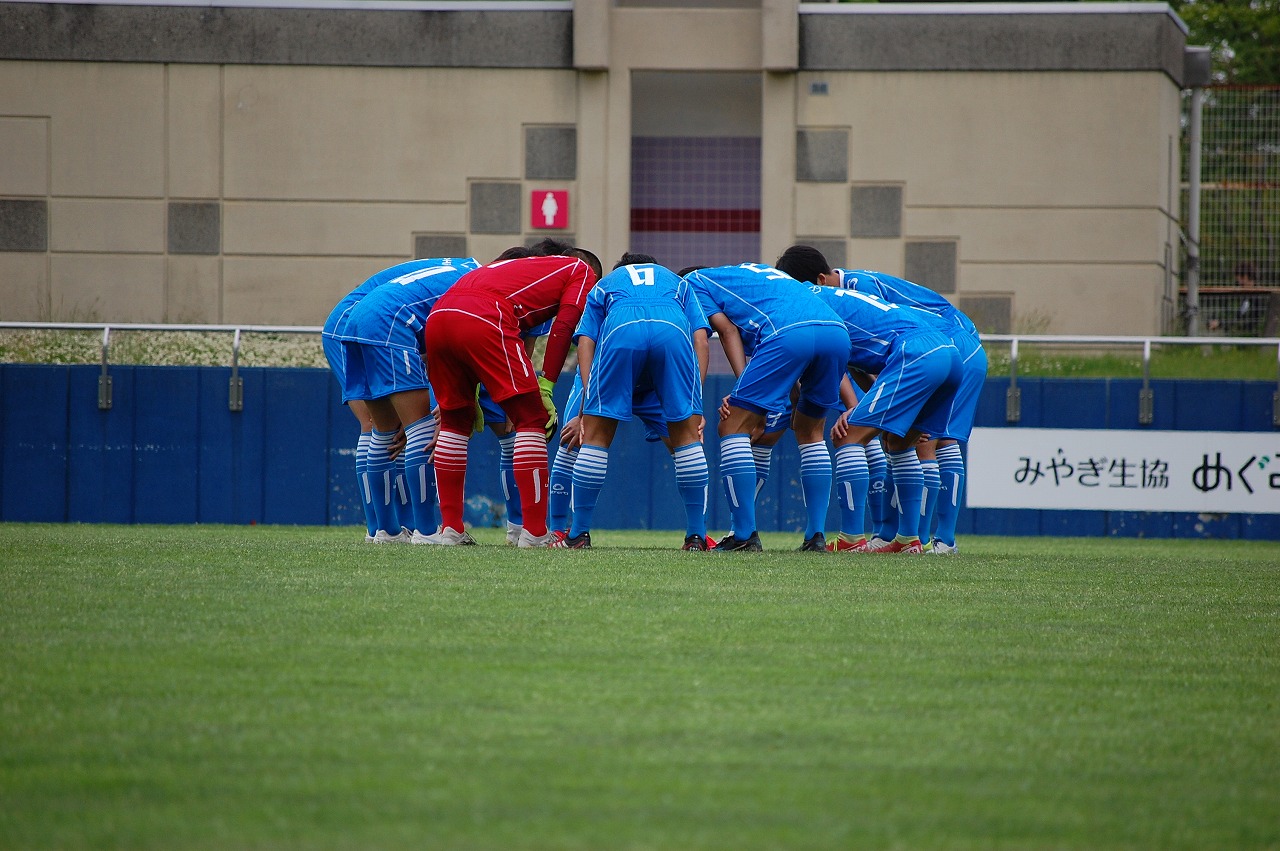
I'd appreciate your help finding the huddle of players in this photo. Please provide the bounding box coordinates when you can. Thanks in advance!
[322,240,986,555]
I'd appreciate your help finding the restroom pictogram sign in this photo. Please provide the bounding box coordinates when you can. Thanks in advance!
[532,190,569,229]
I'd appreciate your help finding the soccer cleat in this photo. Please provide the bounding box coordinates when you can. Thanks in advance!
[412,526,477,546]
[548,529,569,546]
[798,533,829,553]
[549,531,592,549]
[827,536,870,553]
[517,528,556,548]
[681,534,711,551]
[505,521,524,546]
[863,536,895,552]
[930,540,959,555]
[711,532,763,553]
[370,528,413,544]
[874,537,925,555]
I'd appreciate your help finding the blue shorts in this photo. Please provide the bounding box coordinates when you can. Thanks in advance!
[847,332,962,439]
[567,371,669,443]
[730,322,849,418]
[582,307,702,427]
[938,330,987,442]
[478,386,507,428]
[321,332,346,389]
[340,342,431,403]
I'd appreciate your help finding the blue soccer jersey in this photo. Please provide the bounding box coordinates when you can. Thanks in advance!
[576,263,709,425]
[814,287,963,440]
[835,269,979,338]
[684,263,845,357]
[337,258,479,352]
[685,263,848,417]
[834,271,987,441]
[322,257,477,383]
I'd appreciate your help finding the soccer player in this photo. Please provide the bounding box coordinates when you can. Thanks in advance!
[776,245,988,553]
[422,250,602,547]
[810,284,963,554]
[332,256,479,542]
[550,254,712,550]
[682,263,850,552]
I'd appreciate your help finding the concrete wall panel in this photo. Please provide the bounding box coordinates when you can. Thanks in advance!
[0,253,48,320]
[167,65,223,199]
[223,256,403,326]
[221,66,577,202]
[224,201,463,257]
[165,256,222,324]
[967,264,1165,335]
[50,199,164,253]
[793,183,847,238]
[50,254,165,322]
[0,116,49,196]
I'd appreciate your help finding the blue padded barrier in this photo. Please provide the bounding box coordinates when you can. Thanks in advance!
[1,364,1276,539]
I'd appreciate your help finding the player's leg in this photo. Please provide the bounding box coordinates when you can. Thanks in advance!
[548,376,586,541]
[500,392,556,546]
[865,437,896,545]
[790,324,852,552]
[421,404,477,544]
[918,439,940,550]
[831,432,873,551]
[482,388,523,543]
[933,439,965,553]
[665,415,710,549]
[385,387,438,539]
[347,400,378,540]
[556,414,619,548]
[716,403,767,550]
[363,395,409,541]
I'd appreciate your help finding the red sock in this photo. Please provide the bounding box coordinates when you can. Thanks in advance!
[432,429,470,531]
[512,430,549,536]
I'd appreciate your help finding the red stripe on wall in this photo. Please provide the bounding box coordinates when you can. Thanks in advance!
[630,208,761,233]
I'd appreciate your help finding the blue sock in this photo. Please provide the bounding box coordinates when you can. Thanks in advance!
[548,444,578,534]
[499,432,522,527]
[394,462,412,532]
[867,440,895,540]
[935,442,965,547]
[834,443,869,540]
[752,444,773,499]
[569,445,608,537]
[887,448,924,541]
[403,416,439,535]
[672,442,709,539]
[797,441,832,539]
[719,433,757,537]
[366,429,401,534]
[921,459,940,545]
[356,433,377,537]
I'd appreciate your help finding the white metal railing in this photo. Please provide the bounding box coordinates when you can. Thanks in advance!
[982,334,1280,426]
[3,323,1279,425]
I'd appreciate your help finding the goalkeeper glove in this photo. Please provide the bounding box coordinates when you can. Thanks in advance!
[472,385,485,434]
[537,375,558,440]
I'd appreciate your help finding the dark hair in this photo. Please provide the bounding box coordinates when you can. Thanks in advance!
[493,246,535,262]
[613,252,660,270]
[677,265,707,277]
[774,245,832,284]
[528,237,575,257]
[1235,261,1258,282]
[569,247,603,280]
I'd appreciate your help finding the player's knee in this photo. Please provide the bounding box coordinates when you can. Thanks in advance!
[439,406,476,434]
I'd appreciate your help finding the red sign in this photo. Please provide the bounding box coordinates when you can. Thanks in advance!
[531,190,569,230]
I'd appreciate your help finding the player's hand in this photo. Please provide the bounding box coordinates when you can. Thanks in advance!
[388,426,407,461]
[830,409,852,442]
[560,415,583,450]
[537,375,558,439]
[718,395,732,420]
[696,414,705,444]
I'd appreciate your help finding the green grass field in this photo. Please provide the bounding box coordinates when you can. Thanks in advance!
[2,524,1277,850]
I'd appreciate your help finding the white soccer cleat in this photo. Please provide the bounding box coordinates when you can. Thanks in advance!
[370,528,413,544]
[505,521,524,546]
[930,540,959,555]
[863,536,895,552]
[517,529,555,548]
[412,526,477,546]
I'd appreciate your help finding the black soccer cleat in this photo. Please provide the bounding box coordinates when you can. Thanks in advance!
[798,532,829,553]
[711,532,763,553]
[681,534,710,551]
[549,531,592,549]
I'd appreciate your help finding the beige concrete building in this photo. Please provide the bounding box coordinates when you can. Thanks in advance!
[0,0,1195,333]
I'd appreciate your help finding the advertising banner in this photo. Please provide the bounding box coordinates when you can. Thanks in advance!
[967,428,1280,514]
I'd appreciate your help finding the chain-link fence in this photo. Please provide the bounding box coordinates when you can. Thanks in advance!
[1179,85,1280,336]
